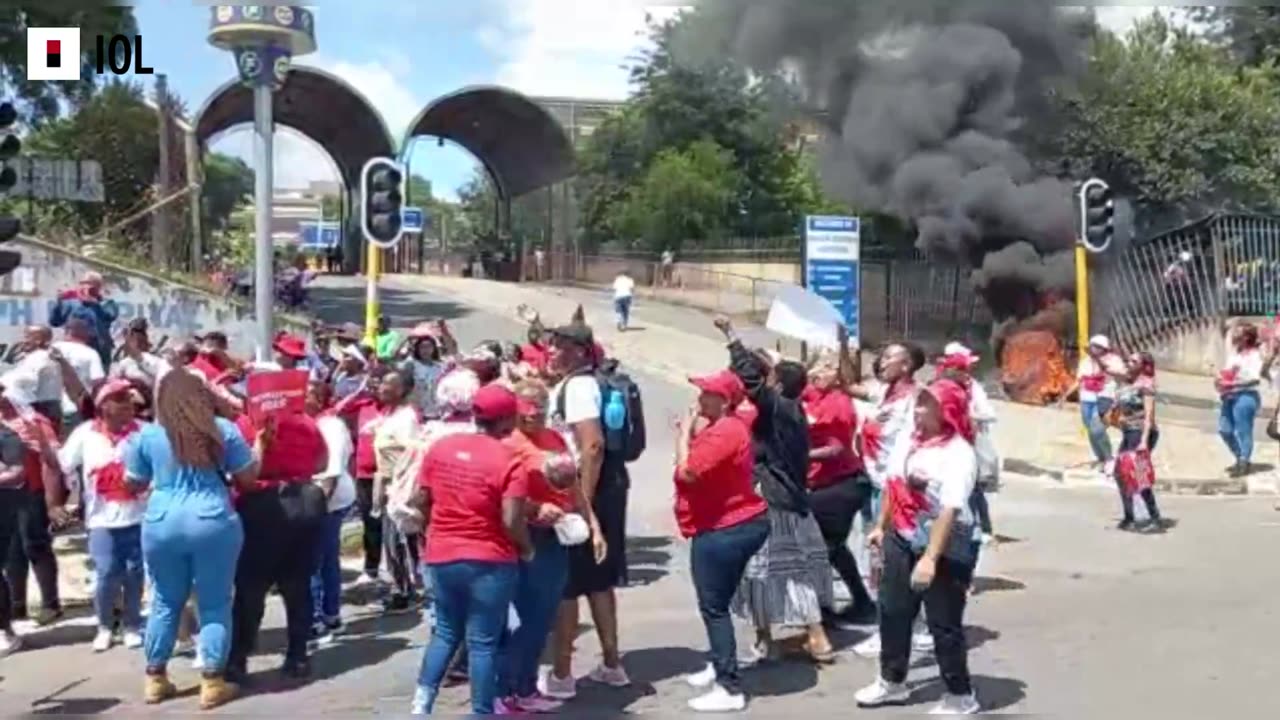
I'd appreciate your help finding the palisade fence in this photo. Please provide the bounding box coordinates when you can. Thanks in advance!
[1098,213,1280,360]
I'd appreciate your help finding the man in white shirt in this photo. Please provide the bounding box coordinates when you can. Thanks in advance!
[111,319,171,390]
[612,271,635,332]
[54,318,106,422]
[1,326,65,429]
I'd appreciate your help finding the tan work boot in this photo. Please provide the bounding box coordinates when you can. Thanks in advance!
[199,674,239,710]
[143,673,177,704]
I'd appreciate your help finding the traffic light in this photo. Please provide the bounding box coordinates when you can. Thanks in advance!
[360,157,405,248]
[0,100,21,276]
[1078,177,1114,254]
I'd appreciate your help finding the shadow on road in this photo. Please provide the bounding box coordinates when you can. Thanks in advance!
[624,535,673,588]
[908,672,1028,712]
[26,677,123,716]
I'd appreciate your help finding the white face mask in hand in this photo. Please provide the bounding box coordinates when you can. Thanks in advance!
[554,513,590,546]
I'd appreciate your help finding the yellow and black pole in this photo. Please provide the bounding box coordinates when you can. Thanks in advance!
[359,157,406,348]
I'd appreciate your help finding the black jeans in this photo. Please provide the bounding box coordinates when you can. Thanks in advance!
[5,490,60,614]
[1117,428,1161,523]
[228,483,326,671]
[809,474,874,609]
[969,485,993,535]
[879,534,973,695]
[0,489,22,631]
[690,514,770,695]
[355,478,383,576]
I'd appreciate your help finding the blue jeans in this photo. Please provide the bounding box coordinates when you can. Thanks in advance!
[416,560,518,714]
[1219,390,1260,463]
[88,525,145,630]
[614,296,632,328]
[1080,398,1114,463]
[142,505,243,673]
[497,529,569,699]
[311,506,350,626]
[691,514,770,695]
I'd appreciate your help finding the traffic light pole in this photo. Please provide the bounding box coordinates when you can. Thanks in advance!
[1075,243,1089,358]
[364,242,380,345]
[253,83,274,361]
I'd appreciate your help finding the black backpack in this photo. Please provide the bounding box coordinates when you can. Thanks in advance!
[556,360,647,463]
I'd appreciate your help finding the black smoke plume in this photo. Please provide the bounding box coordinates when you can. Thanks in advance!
[687,0,1096,327]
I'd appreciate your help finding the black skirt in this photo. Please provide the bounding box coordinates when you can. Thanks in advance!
[563,461,629,598]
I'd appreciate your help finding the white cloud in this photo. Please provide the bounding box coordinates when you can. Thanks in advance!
[1093,4,1194,35]
[208,52,420,191]
[484,1,688,99]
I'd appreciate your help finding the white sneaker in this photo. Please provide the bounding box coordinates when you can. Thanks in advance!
[913,630,935,653]
[92,628,114,652]
[929,693,980,715]
[538,670,577,700]
[191,652,205,671]
[0,631,24,657]
[410,685,432,715]
[123,630,144,649]
[688,683,746,713]
[853,633,882,659]
[587,663,631,687]
[855,677,911,707]
[686,662,717,689]
[174,638,196,657]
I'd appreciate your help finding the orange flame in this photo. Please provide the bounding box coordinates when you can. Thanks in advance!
[1000,330,1073,405]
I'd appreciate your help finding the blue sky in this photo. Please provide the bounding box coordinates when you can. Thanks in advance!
[125,0,685,200]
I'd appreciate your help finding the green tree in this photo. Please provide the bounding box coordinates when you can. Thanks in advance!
[201,152,253,232]
[611,139,740,251]
[455,169,549,249]
[1039,14,1280,217]
[0,5,138,124]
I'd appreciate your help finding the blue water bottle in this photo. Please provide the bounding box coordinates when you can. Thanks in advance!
[603,389,627,452]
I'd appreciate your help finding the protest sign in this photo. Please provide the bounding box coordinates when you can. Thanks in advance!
[766,283,846,349]
[246,369,309,424]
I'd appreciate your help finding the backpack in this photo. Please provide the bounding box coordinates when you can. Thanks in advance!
[556,360,646,463]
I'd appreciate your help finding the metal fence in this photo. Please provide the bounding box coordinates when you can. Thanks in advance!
[1099,213,1280,358]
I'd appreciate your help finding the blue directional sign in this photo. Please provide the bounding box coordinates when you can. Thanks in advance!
[402,207,426,233]
[804,215,861,343]
[298,221,342,249]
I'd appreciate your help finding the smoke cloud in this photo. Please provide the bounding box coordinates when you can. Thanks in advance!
[689,0,1094,318]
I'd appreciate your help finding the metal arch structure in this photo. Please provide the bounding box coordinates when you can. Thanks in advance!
[194,65,396,190]
[403,85,576,202]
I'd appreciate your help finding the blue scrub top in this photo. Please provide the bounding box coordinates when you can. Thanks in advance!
[123,418,255,523]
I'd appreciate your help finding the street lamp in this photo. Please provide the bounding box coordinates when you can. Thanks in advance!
[207,5,315,360]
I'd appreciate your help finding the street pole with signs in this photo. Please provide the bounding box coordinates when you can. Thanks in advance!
[207,4,315,360]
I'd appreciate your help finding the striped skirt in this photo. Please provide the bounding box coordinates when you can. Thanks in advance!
[731,506,833,629]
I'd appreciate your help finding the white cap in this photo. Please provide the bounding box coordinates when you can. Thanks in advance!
[1089,334,1111,350]
[944,342,974,357]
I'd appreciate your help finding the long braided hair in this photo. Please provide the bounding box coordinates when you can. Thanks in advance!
[155,369,223,468]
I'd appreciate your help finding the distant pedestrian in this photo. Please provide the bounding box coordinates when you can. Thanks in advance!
[534,247,546,281]
[661,249,674,287]
[612,270,635,331]
[1217,321,1264,477]
[1061,335,1126,472]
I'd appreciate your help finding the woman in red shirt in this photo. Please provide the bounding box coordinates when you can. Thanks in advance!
[412,384,533,716]
[804,351,876,622]
[495,381,605,713]
[674,370,769,713]
[224,408,328,683]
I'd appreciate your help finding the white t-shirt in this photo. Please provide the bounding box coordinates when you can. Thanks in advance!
[896,435,976,554]
[1076,354,1122,402]
[59,421,146,529]
[549,374,601,461]
[1225,348,1264,387]
[112,352,171,388]
[613,275,635,299]
[54,341,105,415]
[1,349,63,404]
[865,383,917,490]
[316,415,355,512]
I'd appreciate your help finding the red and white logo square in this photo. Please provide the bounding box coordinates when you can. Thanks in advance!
[27,27,82,81]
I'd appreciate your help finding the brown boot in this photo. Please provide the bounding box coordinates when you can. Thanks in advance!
[199,673,239,710]
[143,672,177,704]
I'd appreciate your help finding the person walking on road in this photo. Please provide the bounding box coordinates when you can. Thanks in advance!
[855,379,981,715]
[612,271,635,331]
[123,369,258,709]
[1061,335,1126,473]
[1218,321,1264,477]
[674,369,770,713]
[1113,353,1164,532]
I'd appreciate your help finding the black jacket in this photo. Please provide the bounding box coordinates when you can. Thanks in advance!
[727,339,810,515]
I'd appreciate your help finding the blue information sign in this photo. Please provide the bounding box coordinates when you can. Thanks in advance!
[402,207,426,233]
[804,215,861,342]
[299,221,342,249]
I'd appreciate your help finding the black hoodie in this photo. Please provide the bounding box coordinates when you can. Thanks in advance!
[726,339,810,515]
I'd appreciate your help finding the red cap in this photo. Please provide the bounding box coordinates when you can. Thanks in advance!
[272,333,308,359]
[689,370,745,407]
[93,378,134,406]
[473,384,519,422]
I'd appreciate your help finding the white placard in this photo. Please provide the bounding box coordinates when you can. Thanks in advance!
[765,283,845,349]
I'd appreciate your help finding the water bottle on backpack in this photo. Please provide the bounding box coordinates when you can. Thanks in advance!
[603,388,628,453]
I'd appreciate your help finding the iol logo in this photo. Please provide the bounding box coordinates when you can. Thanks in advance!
[26,27,154,81]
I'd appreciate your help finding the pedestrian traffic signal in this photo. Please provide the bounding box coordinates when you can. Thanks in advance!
[360,157,405,248]
[1078,177,1114,254]
[0,100,22,276]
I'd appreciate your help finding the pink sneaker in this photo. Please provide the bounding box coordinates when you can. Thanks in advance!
[494,697,519,715]
[515,693,564,713]
[587,663,631,688]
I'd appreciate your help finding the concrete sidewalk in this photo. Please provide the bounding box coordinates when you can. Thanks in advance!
[389,274,1271,495]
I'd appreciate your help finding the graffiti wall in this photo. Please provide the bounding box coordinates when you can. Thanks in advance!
[0,238,308,368]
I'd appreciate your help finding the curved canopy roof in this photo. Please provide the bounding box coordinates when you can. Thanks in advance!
[195,65,395,189]
[404,86,576,199]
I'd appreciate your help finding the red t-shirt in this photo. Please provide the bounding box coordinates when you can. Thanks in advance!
[505,427,575,526]
[674,414,766,538]
[419,433,529,564]
[255,414,328,487]
[804,387,862,489]
[188,354,228,382]
[520,342,550,373]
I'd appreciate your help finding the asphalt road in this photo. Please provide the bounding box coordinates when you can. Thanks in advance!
[3,275,1279,715]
